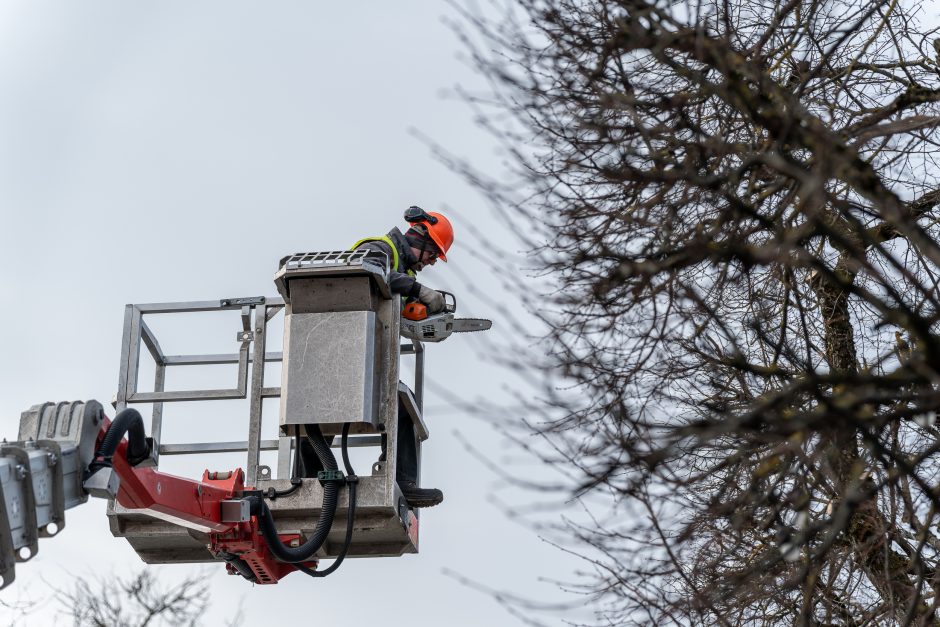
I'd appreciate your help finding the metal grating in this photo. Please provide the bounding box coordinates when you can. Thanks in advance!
[281,250,371,270]
[274,249,393,302]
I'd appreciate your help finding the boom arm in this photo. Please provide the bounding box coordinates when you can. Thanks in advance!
[3,401,352,587]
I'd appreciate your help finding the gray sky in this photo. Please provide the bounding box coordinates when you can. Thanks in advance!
[0,3,584,625]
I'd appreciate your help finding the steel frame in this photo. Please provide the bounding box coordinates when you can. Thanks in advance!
[114,297,285,483]
[114,296,427,486]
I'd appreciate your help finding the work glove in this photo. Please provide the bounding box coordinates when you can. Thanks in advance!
[417,285,445,314]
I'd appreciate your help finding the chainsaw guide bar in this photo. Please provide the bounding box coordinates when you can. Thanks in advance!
[401,313,493,343]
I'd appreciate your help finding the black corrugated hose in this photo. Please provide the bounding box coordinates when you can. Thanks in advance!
[295,422,358,578]
[88,407,151,471]
[248,423,344,564]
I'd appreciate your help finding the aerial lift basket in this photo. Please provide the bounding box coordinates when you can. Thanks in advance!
[8,250,431,583]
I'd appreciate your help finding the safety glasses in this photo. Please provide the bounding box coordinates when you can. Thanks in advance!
[423,245,441,262]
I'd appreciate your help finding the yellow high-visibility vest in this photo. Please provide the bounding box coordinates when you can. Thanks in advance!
[351,236,416,277]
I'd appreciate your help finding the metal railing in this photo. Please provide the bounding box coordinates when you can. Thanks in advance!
[114,295,427,484]
[115,297,284,483]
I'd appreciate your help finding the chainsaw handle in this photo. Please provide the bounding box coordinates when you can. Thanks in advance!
[438,291,457,314]
[402,291,456,321]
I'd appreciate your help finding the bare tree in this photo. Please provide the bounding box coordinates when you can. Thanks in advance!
[0,587,41,627]
[52,569,240,627]
[454,0,940,624]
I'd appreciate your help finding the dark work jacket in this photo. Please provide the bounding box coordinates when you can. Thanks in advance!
[353,228,422,297]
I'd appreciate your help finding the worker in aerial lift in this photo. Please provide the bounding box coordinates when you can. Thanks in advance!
[350,206,454,508]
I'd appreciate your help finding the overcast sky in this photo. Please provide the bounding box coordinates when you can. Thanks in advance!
[0,3,586,625]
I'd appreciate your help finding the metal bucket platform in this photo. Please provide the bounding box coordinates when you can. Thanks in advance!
[104,251,430,564]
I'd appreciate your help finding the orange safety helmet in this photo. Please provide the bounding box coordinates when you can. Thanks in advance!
[404,207,454,261]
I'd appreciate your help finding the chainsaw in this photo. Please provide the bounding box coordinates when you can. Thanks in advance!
[401,291,492,343]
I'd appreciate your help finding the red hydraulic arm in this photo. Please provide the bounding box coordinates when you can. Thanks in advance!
[96,417,313,583]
